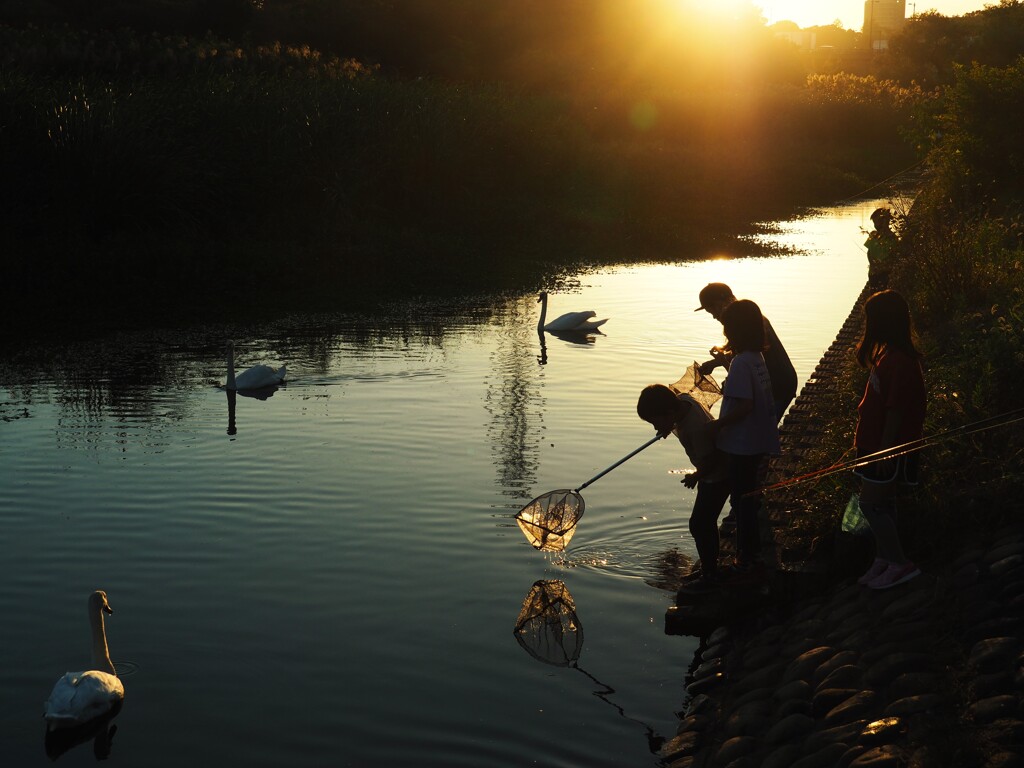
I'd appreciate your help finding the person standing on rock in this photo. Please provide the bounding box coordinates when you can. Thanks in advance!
[853,289,926,590]
[695,282,797,423]
[706,299,781,574]
[637,383,730,594]
[696,282,796,536]
[865,207,898,290]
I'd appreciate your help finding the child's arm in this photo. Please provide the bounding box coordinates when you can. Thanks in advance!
[698,347,731,376]
[706,396,753,440]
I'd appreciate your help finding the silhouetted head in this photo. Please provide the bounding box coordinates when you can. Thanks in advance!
[637,384,689,435]
[856,289,921,366]
[720,299,765,354]
[694,283,735,319]
[89,590,113,615]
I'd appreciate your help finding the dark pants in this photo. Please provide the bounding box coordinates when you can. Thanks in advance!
[728,452,767,564]
[689,479,731,578]
[774,397,793,424]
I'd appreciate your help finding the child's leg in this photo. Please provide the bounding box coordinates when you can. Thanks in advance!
[689,480,730,579]
[859,480,908,564]
[729,452,765,564]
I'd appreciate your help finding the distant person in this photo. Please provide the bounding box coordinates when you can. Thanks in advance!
[706,299,781,574]
[637,384,730,594]
[695,283,797,422]
[853,290,925,590]
[865,207,898,289]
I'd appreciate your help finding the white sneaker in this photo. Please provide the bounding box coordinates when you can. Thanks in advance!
[857,558,890,585]
[867,561,921,590]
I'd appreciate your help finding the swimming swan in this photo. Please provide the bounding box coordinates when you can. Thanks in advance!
[226,341,287,391]
[537,291,608,333]
[44,591,125,731]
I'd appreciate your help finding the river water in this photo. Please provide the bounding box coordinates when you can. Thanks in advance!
[0,199,882,766]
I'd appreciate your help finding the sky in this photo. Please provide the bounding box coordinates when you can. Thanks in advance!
[757,0,996,29]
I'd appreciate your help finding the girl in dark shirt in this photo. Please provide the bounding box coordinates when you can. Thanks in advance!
[853,290,926,590]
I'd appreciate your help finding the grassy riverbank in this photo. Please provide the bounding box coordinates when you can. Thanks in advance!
[1,24,924,323]
[778,55,1024,573]
[690,57,1024,767]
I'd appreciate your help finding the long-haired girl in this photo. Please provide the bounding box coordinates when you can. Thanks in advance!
[853,290,926,589]
[709,299,780,573]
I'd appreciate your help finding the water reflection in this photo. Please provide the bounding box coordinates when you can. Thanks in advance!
[0,302,509,450]
[226,389,236,435]
[485,296,544,500]
[224,383,285,436]
[512,580,666,753]
[546,329,603,345]
[43,701,122,761]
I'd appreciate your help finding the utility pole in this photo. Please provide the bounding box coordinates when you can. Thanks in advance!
[869,0,874,52]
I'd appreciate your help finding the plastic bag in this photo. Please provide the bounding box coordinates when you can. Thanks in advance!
[841,493,871,536]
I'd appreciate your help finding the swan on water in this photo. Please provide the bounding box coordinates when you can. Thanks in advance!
[537,291,608,333]
[226,341,287,391]
[44,591,125,731]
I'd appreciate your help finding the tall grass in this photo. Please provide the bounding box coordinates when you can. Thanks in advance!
[1,25,927,318]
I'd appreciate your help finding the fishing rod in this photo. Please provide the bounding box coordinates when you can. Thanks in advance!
[758,406,1024,495]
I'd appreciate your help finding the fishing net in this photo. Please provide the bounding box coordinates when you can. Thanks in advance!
[512,580,583,666]
[513,363,721,553]
[515,490,583,552]
[669,361,723,413]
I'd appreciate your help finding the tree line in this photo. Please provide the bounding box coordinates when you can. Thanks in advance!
[4,0,1024,89]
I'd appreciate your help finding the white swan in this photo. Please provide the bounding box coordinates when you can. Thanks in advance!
[44,591,125,731]
[537,291,608,333]
[226,341,287,391]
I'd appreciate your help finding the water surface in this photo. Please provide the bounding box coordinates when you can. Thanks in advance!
[0,200,882,766]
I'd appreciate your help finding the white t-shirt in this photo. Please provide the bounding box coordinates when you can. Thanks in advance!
[718,351,781,456]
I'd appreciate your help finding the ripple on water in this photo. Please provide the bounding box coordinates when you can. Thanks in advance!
[545,523,695,586]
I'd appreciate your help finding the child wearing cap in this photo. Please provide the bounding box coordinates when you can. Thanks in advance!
[694,282,797,423]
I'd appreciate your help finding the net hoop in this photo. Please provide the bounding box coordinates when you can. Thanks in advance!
[514,489,584,552]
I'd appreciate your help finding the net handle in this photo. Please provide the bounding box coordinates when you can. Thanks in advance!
[575,434,665,493]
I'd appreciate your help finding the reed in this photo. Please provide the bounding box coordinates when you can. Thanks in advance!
[1,25,924,317]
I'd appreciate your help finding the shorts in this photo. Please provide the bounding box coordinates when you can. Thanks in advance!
[853,448,919,485]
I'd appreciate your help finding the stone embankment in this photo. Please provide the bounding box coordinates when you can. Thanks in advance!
[662,289,1024,768]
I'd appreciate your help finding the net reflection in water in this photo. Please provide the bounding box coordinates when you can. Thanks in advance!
[513,580,583,667]
[514,490,584,552]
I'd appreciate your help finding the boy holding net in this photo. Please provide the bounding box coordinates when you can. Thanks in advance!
[637,383,730,593]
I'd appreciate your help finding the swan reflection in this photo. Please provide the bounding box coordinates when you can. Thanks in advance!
[537,328,603,365]
[547,329,603,345]
[225,382,285,435]
[44,701,121,761]
[512,580,665,753]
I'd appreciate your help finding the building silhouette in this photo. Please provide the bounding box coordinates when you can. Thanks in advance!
[863,0,906,51]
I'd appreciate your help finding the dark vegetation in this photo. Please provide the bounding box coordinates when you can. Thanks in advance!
[785,53,1024,572]
[1,0,1022,324]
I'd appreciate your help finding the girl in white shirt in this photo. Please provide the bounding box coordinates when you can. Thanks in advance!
[708,299,781,571]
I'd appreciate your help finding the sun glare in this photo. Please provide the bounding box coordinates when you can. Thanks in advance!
[666,0,755,24]
[657,0,769,40]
